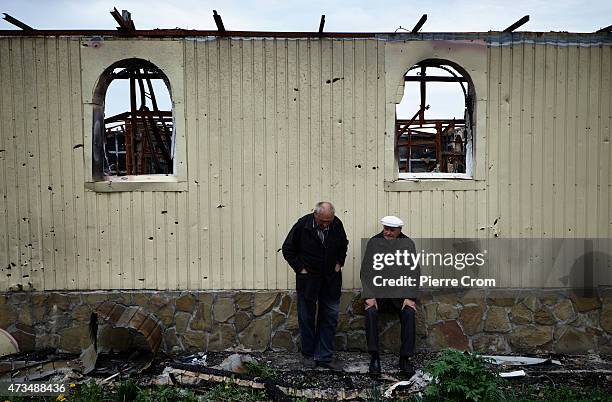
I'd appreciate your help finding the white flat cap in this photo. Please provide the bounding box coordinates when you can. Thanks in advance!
[380,215,404,228]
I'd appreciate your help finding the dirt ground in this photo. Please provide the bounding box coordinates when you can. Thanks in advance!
[1,349,611,400]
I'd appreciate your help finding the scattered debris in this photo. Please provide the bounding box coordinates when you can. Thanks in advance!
[215,353,255,373]
[383,370,432,398]
[499,369,526,378]
[156,362,368,400]
[483,355,562,366]
[183,352,207,366]
[1,348,610,399]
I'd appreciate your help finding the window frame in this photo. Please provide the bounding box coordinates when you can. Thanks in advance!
[383,40,488,192]
[396,60,474,179]
[81,39,187,192]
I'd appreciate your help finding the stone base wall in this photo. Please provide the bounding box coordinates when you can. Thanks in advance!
[1,289,610,355]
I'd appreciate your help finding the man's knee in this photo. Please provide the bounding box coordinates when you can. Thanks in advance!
[400,307,416,318]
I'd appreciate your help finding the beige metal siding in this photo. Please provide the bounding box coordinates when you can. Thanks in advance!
[0,36,610,290]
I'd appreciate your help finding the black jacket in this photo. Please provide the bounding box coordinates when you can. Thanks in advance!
[360,231,420,300]
[282,213,349,275]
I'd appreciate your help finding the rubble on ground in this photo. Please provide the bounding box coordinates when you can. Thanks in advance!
[0,348,610,400]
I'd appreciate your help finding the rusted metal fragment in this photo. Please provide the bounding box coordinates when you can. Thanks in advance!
[94,301,164,354]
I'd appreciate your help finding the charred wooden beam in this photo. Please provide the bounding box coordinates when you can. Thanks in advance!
[397,118,464,125]
[111,72,166,80]
[596,24,612,33]
[503,15,529,32]
[213,10,225,32]
[110,7,135,32]
[2,13,34,31]
[411,14,427,34]
[319,15,325,33]
[104,110,172,124]
[419,66,426,124]
[405,75,468,82]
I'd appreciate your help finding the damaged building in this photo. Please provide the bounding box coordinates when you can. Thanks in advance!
[0,10,611,361]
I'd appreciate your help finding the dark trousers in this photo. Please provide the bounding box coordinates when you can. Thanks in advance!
[366,299,416,357]
[297,287,339,362]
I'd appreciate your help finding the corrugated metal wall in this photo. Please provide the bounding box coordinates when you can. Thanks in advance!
[0,36,610,290]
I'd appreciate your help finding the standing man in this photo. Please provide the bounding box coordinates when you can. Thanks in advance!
[282,201,348,371]
[360,216,418,375]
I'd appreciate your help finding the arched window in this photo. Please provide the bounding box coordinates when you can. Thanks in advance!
[396,59,474,178]
[92,58,174,179]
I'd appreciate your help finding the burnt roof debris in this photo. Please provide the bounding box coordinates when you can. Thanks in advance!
[213,10,225,32]
[319,15,326,33]
[110,7,136,33]
[2,13,35,31]
[0,11,610,39]
[596,24,612,33]
[503,15,530,32]
[411,14,427,34]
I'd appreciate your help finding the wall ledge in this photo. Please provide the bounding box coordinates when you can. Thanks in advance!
[384,179,486,192]
[85,180,188,192]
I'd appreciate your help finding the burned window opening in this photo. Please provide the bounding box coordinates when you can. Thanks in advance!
[396,60,474,175]
[93,59,174,177]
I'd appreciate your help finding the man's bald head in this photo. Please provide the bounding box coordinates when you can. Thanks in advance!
[314,201,335,229]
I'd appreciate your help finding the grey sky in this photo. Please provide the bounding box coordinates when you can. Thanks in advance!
[2,1,609,117]
[2,0,609,33]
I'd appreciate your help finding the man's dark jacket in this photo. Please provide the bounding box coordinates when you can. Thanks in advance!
[282,213,349,300]
[360,231,420,301]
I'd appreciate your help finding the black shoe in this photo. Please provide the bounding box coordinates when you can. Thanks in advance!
[399,356,415,376]
[302,356,316,369]
[369,354,381,374]
[317,358,344,372]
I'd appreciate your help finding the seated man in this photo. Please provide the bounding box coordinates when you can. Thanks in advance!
[360,216,419,375]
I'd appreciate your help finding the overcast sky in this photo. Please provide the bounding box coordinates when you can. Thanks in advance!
[2,1,609,117]
[2,0,610,33]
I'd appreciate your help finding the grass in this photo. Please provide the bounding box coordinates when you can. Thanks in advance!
[243,359,279,380]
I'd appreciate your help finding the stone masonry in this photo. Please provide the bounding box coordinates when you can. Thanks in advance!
[0,288,610,355]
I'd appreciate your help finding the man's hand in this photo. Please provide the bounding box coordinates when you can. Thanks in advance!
[300,267,308,274]
[402,298,416,311]
[334,263,342,273]
[365,298,377,310]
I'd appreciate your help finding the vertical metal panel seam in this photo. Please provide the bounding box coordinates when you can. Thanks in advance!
[228,39,234,288]
[262,40,268,287]
[14,37,27,283]
[13,38,25,282]
[239,40,245,288]
[608,47,612,238]
[551,41,558,238]
[45,38,57,289]
[67,38,79,287]
[193,40,199,289]
[0,40,9,289]
[563,44,570,235]
[351,40,357,288]
[595,45,604,240]
[284,39,290,289]
[250,39,256,288]
[24,38,40,286]
[32,39,45,288]
[55,38,65,288]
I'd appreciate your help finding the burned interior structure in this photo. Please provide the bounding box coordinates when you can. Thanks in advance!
[93,59,174,178]
[0,10,611,358]
[396,60,473,176]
